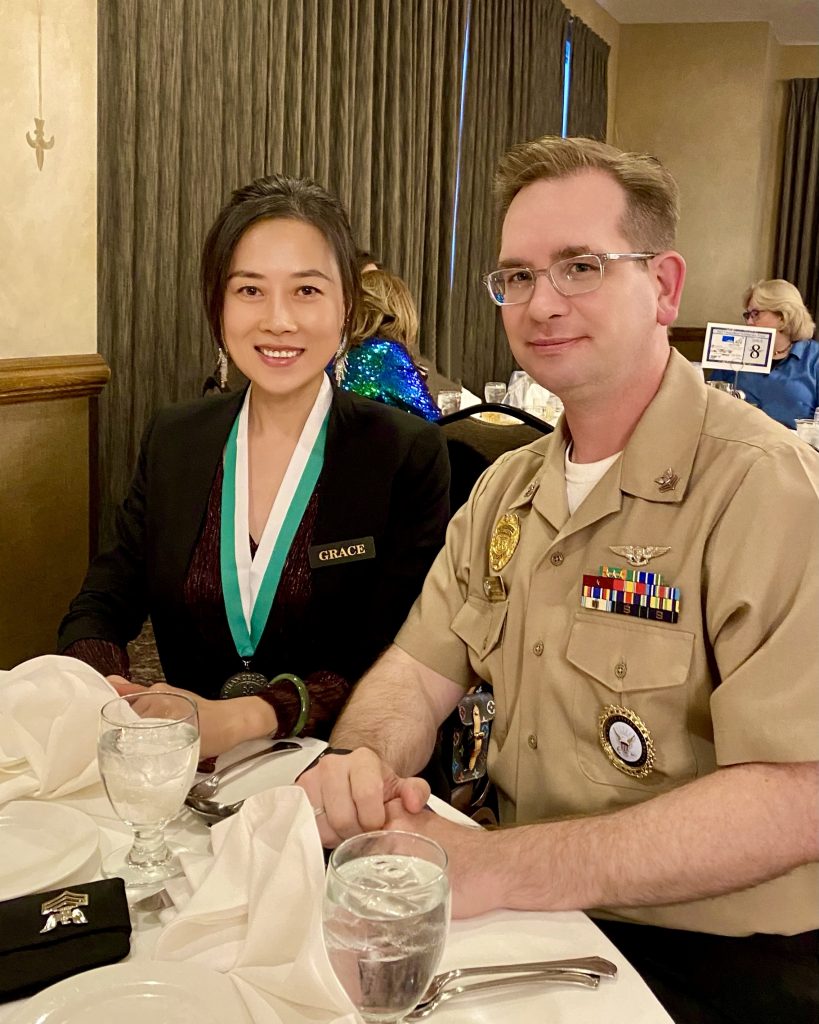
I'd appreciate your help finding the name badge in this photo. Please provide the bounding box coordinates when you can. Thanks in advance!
[309,536,376,568]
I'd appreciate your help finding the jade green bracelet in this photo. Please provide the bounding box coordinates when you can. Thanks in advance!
[268,673,310,737]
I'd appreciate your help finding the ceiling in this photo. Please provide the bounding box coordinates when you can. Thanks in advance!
[596,0,819,45]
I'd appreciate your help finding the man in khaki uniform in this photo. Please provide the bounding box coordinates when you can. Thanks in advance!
[300,137,819,1022]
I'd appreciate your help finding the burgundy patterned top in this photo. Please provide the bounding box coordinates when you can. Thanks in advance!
[64,464,350,739]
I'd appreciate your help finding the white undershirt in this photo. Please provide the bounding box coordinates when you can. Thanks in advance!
[564,444,623,515]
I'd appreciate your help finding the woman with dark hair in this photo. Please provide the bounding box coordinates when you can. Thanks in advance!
[59,175,450,756]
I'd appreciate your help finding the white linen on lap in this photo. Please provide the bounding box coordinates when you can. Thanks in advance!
[153,786,358,1024]
[0,655,115,804]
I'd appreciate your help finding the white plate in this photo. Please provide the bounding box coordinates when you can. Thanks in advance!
[211,737,326,804]
[5,961,251,1024]
[0,801,99,900]
[471,411,521,426]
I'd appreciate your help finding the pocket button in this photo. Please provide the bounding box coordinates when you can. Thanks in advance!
[550,551,564,566]
[614,659,628,680]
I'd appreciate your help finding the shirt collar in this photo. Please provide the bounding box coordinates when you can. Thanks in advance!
[509,349,707,518]
[783,340,807,361]
[619,349,706,503]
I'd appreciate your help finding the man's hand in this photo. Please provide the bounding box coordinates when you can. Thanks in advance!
[297,747,431,847]
[383,799,502,919]
[106,678,277,757]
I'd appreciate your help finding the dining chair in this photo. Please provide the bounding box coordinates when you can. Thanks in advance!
[438,403,553,514]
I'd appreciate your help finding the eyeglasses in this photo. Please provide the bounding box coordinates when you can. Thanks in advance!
[741,308,780,323]
[482,252,657,306]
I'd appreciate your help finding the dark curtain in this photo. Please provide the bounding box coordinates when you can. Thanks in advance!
[566,16,609,141]
[448,0,569,391]
[97,0,468,545]
[774,78,819,326]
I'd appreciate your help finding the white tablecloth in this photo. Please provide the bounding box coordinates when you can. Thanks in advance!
[1,738,673,1023]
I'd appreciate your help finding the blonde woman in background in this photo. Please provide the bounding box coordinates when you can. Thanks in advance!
[710,279,818,427]
[336,268,441,420]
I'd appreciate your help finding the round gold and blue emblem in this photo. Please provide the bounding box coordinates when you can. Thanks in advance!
[598,704,655,778]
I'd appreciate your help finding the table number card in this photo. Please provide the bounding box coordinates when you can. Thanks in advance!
[701,322,776,374]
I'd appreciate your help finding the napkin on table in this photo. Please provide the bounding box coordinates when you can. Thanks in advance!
[154,786,360,1024]
[0,655,115,806]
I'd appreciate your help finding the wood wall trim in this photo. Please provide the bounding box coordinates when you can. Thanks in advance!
[670,326,706,345]
[669,326,706,362]
[0,354,110,405]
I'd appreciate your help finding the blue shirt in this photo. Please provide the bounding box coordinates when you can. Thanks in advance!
[710,340,819,428]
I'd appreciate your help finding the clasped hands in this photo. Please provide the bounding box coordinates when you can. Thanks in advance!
[106,681,504,916]
[297,746,502,918]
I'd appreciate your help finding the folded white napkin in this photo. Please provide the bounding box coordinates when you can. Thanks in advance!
[154,786,360,1024]
[0,655,115,805]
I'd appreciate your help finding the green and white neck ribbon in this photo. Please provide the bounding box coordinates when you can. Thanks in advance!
[221,376,331,658]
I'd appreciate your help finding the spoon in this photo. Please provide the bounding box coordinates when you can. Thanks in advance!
[187,740,300,800]
[405,970,600,1019]
[184,793,246,818]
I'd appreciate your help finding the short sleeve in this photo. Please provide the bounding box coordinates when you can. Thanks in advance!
[707,442,819,764]
[394,467,490,687]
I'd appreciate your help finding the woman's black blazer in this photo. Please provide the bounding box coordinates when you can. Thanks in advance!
[58,385,450,695]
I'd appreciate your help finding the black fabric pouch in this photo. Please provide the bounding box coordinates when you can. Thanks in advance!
[0,877,132,1002]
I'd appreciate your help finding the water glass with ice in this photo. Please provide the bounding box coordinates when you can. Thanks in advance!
[323,830,450,1023]
[437,389,461,416]
[98,692,200,886]
[483,381,507,405]
[795,418,819,450]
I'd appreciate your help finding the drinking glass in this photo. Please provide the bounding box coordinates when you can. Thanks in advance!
[707,380,734,393]
[544,394,564,425]
[436,389,461,416]
[323,830,450,1023]
[98,692,200,886]
[795,418,819,450]
[484,381,507,405]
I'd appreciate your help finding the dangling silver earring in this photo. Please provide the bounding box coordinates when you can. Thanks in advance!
[333,331,349,386]
[217,348,229,391]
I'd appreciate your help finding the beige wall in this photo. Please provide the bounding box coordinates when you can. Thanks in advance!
[613,22,783,327]
[0,0,97,358]
[564,0,620,142]
[778,45,819,79]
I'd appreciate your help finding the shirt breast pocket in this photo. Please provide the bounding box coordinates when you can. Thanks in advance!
[451,596,508,664]
[566,615,697,791]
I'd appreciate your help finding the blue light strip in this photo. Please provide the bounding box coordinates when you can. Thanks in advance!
[450,3,472,288]
[561,34,572,137]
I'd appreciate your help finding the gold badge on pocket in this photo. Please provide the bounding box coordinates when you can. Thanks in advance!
[598,704,655,778]
[489,512,520,572]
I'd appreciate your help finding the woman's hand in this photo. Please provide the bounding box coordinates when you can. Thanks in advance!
[106,678,278,757]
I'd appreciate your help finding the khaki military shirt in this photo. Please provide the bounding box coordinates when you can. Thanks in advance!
[396,350,819,936]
